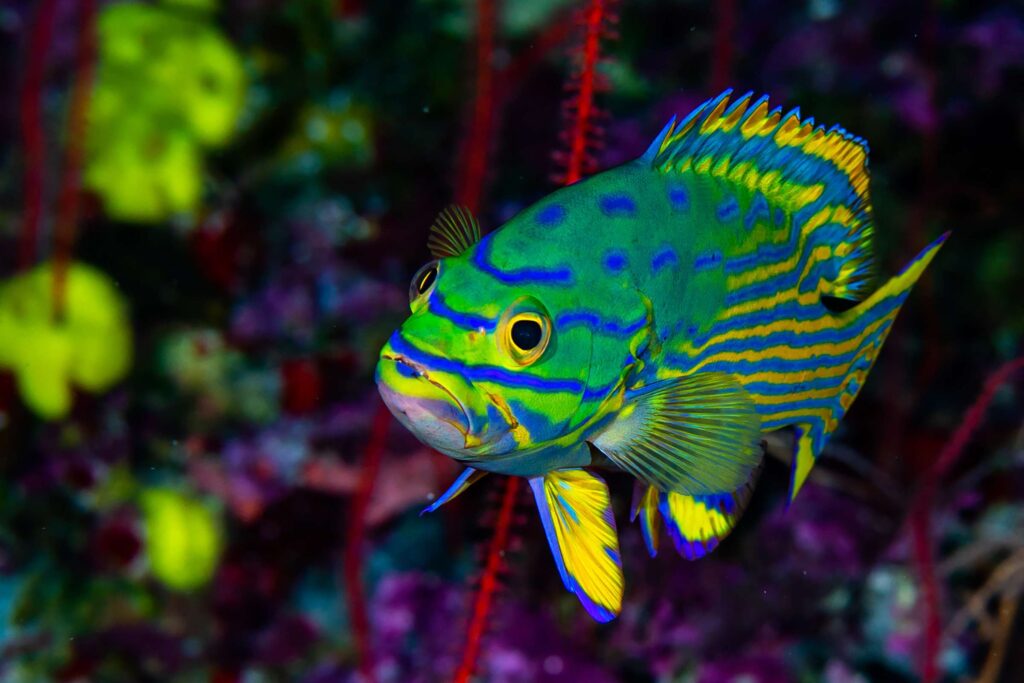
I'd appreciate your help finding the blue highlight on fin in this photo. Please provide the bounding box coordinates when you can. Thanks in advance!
[420,468,486,516]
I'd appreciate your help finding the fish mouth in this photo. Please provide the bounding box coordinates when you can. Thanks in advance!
[379,353,473,440]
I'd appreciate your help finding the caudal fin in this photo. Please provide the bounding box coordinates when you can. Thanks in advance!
[788,231,949,500]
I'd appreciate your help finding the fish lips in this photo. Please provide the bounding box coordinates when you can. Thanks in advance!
[376,355,471,452]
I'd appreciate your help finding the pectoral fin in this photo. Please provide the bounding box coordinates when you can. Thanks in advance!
[591,372,762,495]
[529,469,623,622]
[420,467,487,515]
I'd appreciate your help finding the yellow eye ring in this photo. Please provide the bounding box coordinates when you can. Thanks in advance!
[500,307,551,366]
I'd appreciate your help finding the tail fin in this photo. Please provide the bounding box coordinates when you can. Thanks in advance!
[788,231,949,500]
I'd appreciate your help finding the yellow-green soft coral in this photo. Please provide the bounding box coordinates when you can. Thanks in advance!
[85,0,246,222]
[141,488,223,591]
[0,263,132,419]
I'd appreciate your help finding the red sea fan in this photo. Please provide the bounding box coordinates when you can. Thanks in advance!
[552,0,620,186]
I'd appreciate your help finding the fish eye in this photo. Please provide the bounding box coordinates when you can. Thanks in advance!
[409,260,439,306]
[501,305,551,366]
[511,319,543,350]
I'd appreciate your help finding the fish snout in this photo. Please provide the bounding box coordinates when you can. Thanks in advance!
[376,333,481,451]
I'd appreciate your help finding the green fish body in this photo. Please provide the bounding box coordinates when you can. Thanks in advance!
[376,90,946,621]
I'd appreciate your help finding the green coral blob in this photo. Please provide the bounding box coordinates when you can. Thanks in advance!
[140,488,223,591]
[0,263,132,419]
[85,0,246,222]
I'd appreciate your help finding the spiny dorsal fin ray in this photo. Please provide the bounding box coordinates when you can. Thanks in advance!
[644,89,876,302]
[428,205,482,259]
[591,372,763,496]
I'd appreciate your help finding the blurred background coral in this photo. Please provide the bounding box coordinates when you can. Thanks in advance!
[0,0,1022,681]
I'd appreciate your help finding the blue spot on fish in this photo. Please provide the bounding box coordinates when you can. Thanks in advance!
[667,184,689,212]
[599,193,637,217]
[716,196,740,222]
[604,250,628,273]
[651,246,679,273]
[693,250,722,271]
[774,208,786,225]
[536,204,566,226]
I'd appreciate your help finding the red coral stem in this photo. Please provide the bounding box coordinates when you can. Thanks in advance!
[453,476,521,683]
[911,356,1024,682]
[557,0,615,185]
[343,401,390,683]
[52,0,98,319]
[18,0,60,271]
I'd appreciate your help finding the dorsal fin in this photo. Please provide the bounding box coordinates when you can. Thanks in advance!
[644,90,876,302]
[428,205,482,259]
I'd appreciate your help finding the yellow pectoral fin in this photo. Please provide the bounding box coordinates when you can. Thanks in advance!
[529,469,623,622]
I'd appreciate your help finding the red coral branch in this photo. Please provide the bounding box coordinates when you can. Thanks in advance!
[454,0,500,214]
[342,401,390,683]
[17,0,60,270]
[453,476,521,683]
[553,0,619,186]
[452,4,620,678]
[911,356,1024,682]
[52,0,98,319]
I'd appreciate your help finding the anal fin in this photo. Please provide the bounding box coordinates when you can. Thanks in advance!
[658,462,762,560]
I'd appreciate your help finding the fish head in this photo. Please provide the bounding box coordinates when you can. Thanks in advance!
[376,249,598,465]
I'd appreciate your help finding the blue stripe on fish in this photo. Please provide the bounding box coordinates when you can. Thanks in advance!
[389,332,584,393]
[473,236,575,286]
[429,290,498,331]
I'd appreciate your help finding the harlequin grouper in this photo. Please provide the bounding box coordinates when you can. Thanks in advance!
[376,90,947,622]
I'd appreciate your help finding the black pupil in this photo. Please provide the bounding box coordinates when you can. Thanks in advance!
[511,319,543,351]
[417,266,437,294]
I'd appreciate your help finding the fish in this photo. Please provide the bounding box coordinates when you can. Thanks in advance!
[376,89,947,622]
